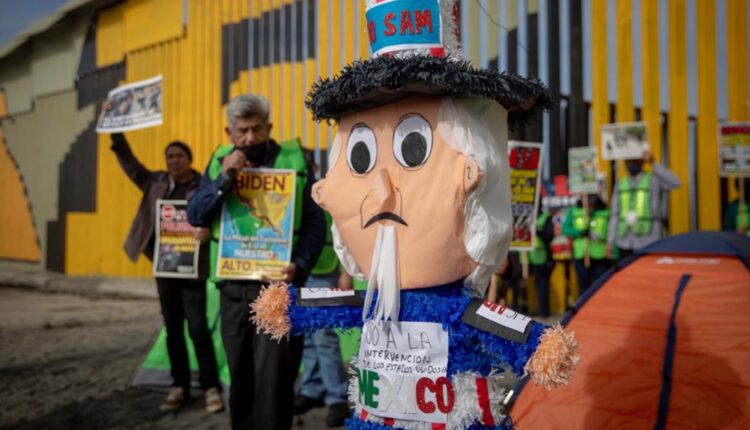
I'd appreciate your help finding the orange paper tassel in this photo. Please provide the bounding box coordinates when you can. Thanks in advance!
[524,323,580,390]
[249,282,291,341]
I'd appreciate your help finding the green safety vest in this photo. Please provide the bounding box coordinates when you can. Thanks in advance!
[570,207,610,260]
[528,212,551,266]
[311,212,339,275]
[738,202,750,231]
[208,139,307,282]
[618,173,653,237]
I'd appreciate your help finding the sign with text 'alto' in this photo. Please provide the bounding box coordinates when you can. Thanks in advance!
[216,168,295,280]
[366,0,443,57]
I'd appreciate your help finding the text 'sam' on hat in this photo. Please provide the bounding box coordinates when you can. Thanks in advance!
[306,0,552,125]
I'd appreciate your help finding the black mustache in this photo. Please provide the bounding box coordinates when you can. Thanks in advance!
[364,212,408,229]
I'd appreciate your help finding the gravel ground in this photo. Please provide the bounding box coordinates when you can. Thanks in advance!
[0,286,331,430]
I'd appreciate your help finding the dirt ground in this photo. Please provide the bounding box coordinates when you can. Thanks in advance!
[0,286,330,430]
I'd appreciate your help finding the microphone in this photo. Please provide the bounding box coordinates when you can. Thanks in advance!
[220,144,267,193]
[220,146,256,193]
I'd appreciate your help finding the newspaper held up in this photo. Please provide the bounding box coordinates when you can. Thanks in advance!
[96,75,163,133]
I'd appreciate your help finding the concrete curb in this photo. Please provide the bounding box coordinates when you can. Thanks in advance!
[0,269,157,299]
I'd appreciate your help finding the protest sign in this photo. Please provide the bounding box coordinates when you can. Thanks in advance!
[718,122,750,177]
[568,146,599,194]
[600,122,648,160]
[216,168,296,280]
[357,321,450,423]
[153,200,199,279]
[96,75,163,133]
[508,141,544,250]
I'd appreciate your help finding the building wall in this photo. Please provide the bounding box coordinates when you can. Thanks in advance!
[2,90,94,267]
[0,0,748,276]
[0,7,94,268]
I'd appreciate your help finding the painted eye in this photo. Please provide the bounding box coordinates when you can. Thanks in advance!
[393,114,432,168]
[346,125,377,174]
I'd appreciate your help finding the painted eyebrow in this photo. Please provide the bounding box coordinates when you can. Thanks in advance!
[350,122,369,130]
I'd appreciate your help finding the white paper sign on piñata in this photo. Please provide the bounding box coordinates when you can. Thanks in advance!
[357,321,450,423]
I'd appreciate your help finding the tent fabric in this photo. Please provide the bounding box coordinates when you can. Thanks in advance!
[511,232,750,430]
[638,231,750,265]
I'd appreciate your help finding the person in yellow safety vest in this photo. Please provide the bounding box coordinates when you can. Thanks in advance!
[722,178,750,236]
[528,209,555,317]
[562,195,613,296]
[187,94,326,430]
[606,150,681,260]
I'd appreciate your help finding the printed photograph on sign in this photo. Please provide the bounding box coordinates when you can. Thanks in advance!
[96,75,163,133]
[718,122,750,177]
[600,122,648,160]
[216,168,296,280]
[508,141,544,250]
[153,200,200,279]
[568,146,599,194]
[356,321,450,423]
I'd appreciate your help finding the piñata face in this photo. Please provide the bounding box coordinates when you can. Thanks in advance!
[313,95,482,289]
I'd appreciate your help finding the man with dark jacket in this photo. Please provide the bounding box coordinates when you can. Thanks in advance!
[187,94,325,430]
[109,129,224,414]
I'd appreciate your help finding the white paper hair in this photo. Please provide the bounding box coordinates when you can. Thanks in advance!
[437,97,512,298]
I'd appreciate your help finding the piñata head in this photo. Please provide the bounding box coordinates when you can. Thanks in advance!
[309,0,550,302]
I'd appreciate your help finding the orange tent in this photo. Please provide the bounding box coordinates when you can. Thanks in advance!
[511,232,750,430]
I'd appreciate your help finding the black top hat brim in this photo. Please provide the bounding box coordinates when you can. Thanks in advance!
[306,55,552,126]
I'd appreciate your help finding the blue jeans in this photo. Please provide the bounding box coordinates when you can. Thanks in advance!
[299,273,348,405]
[531,263,552,317]
[573,258,612,296]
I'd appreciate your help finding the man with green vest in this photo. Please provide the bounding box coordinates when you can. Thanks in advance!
[187,94,325,430]
[563,196,613,295]
[528,208,554,317]
[722,178,750,236]
[606,150,681,260]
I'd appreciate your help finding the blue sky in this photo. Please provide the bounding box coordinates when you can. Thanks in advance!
[0,0,68,47]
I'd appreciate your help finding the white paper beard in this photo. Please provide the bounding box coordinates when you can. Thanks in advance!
[361,225,401,322]
[331,221,364,279]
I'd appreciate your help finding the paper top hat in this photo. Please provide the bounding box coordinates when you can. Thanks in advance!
[306,0,550,123]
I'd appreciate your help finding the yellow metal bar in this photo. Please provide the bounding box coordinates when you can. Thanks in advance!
[344,0,355,64]
[330,0,341,75]
[359,0,369,59]
[641,0,661,164]
[250,1,260,95]
[318,0,330,151]
[727,0,749,122]
[726,0,749,201]
[467,0,480,65]
[485,0,500,65]
[96,5,124,67]
[696,0,719,230]
[668,0,690,234]
[615,0,634,179]
[305,59,317,151]
[591,0,611,192]
[616,0,634,122]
